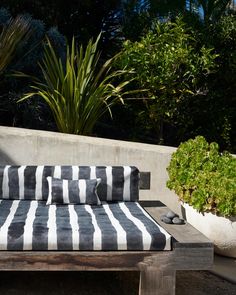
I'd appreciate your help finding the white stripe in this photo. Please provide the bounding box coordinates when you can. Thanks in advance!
[2,165,10,199]
[119,202,152,250]
[103,203,127,250]
[18,166,26,200]
[46,177,52,205]
[90,166,96,179]
[35,166,44,200]
[63,179,69,203]
[72,166,79,180]
[53,166,61,178]
[23,201,38,250]
[106,166,112,201]
[47,205,57,250]
[84,205,102,250]
[78,179,86,203]
[123,166,131,201]
[0,200,20,250]
[68,205,80,250]
[136,202,171,250]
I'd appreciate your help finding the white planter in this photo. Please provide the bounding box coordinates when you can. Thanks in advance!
[182,203,236,258]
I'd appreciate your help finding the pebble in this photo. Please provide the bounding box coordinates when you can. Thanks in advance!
[166,210,179,219]
[172,217,185,225]
[161,215,173,224]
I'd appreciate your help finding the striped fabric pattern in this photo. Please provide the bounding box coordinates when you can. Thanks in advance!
[0,166,139,202]
[0,200,171,251]
[46,177,101,205]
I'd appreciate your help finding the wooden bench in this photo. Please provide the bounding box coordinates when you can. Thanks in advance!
[0,172,214,295]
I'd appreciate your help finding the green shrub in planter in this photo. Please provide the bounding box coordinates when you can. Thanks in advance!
[166,136,236,217]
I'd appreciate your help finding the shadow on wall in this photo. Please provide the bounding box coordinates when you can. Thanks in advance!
[0,149,16,165]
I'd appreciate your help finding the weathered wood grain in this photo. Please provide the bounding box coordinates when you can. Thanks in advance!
[142,203,213,248]
[0,251,162,271]
[139,265,176,295]
[139,252,176,295]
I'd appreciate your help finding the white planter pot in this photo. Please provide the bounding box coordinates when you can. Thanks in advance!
[182,203,236,258]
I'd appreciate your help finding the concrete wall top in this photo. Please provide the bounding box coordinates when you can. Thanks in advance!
[0,126,180,213]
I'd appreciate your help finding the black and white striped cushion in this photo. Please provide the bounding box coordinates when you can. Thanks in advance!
[46,177,101,205]
[0,166,139,201]
[0,200,172,251]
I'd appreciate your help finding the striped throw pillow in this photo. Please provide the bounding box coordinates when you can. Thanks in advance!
[46,177,101,205]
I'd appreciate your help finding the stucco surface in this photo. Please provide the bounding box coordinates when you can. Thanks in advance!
[0,126,180,213]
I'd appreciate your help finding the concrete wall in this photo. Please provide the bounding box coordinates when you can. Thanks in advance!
[0,126,181,214]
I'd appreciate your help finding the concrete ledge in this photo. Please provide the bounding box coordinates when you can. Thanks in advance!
[0,126,180,213]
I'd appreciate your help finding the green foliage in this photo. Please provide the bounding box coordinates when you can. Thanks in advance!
[167,136,236,217]
[0,14,32,74]
[179,14,236,152]
[197,0,232,23]
[18,35,131,135]
[0,8,66,131]
[119,18,217,143]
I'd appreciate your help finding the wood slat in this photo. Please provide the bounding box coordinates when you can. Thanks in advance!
[142,203,213,248]
[0,251,162,271]
[0,247,213,272]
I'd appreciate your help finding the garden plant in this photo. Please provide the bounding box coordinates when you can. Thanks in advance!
[18,34,132,135]
[118,18,218,144]
[166,136,236,217]
[0,14,32,74]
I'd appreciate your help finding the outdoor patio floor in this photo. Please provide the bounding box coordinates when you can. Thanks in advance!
[0,270,235,295]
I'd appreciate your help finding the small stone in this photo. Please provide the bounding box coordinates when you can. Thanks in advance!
[166,210,179,219]
[172,217,185,225]
[161,215,173,224]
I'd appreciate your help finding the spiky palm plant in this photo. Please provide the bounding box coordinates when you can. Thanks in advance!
[0,15,32,74]
[18,35,132,135]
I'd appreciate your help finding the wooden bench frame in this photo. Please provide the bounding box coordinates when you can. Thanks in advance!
[0,172,214,295]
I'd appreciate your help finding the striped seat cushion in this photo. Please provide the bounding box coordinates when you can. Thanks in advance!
[0,200,172,251]
[0,166,139,202]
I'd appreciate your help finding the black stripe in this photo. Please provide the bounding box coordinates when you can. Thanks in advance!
[125,202,167,250]
[32,201,49,250]
[93,205,118,250]
[7,201,31,250]
[85,179,99,205]
[79,166,91,179]
[42,166,53,200]
[130,167,139,201]
[51,179,63,204]
[61,166,73,179]
[108,203,143,250]
[0,166,4,198]
[112,167,124,202]
[24,166,37,200]
[0,200,14,227]
[73,205,94,250]
[56,205,73,250]
[95,166,107,201]
[8,166,20,200]
[68,179,80,203]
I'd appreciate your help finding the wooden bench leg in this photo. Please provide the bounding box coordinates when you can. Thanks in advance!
[139,264,176,295]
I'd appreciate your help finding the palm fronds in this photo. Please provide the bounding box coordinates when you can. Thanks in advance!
[18,35,132,135]
[0,15,32,74]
